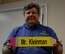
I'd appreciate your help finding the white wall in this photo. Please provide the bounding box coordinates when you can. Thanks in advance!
[0,10,25,54]
[0,0,65,54]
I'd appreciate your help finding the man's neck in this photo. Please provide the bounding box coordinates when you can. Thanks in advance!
[27,22,39,29]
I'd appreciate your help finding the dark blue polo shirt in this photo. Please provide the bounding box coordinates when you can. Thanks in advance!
[4,23,58,54]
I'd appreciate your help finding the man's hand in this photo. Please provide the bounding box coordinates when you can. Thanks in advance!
[52,41,63,54]
[2,43,15,54]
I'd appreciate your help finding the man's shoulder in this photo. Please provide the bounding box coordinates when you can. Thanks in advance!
[40,25,58,40]
[40,24,53,31]
[12,24,24,31]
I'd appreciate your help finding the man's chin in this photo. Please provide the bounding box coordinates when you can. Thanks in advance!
[27,22,36,27]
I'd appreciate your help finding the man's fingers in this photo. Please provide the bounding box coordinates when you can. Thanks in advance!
[57,40,62,44]
[53,40,62,47]
[52,43,58,47]
[6,43,12,49]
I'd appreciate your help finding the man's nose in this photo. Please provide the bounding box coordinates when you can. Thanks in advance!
[29,12,33,16]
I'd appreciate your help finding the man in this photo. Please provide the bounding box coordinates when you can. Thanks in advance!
[2,2,63,54]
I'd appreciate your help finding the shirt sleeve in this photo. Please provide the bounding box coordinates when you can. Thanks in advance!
[46,27,58,41]
[3,28,17,46]
[47,27,63,47]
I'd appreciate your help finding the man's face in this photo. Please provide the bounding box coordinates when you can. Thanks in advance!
[24,7,40,26]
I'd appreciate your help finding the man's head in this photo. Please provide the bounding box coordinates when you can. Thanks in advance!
[23,2,40,27]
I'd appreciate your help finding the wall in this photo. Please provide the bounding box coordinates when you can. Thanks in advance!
[0,0,65,54]
[1,0,23,3]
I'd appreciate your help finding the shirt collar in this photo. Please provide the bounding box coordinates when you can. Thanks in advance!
[24,22,40,30]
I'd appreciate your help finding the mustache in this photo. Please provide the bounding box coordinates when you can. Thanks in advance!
[26,16,35,22]
[27,16,35,19]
